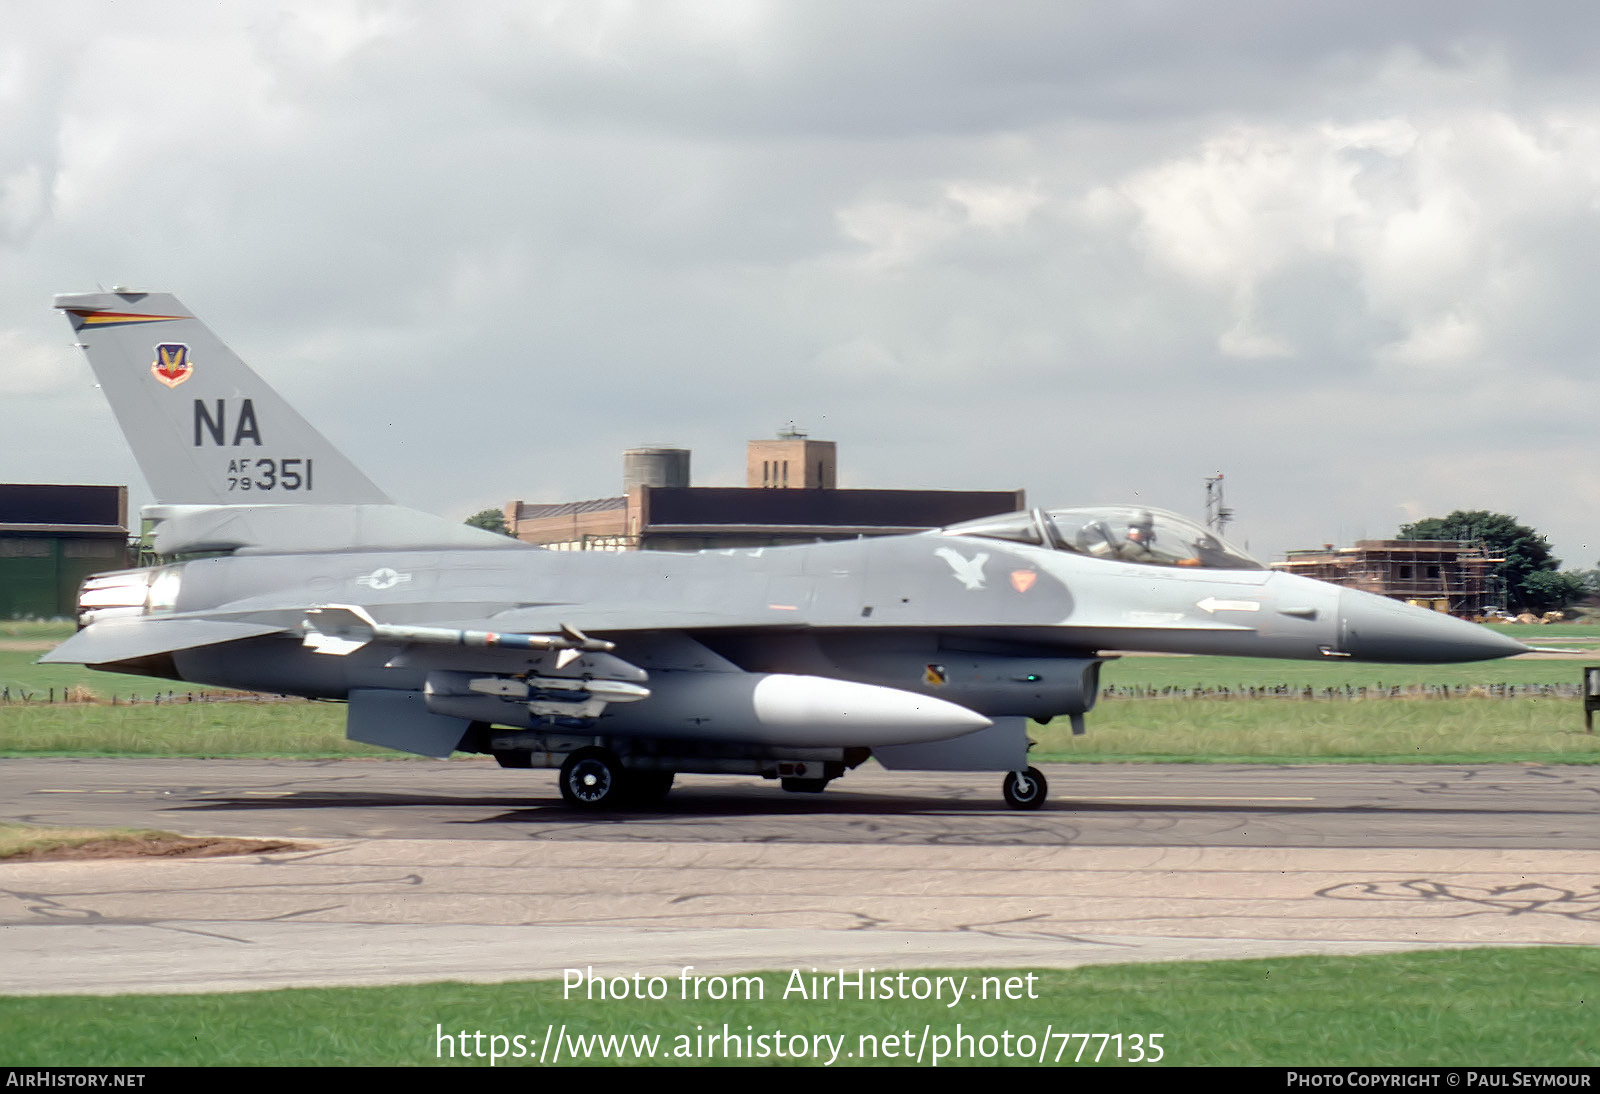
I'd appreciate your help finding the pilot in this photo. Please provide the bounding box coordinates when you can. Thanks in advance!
[1117,511,1159,563]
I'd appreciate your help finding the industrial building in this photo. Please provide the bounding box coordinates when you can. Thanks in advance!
[0,485,131,618]
[506,433,1025,551]
[1272,539,1502,615]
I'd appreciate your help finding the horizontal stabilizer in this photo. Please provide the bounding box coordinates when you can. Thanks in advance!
[41,618,288,666]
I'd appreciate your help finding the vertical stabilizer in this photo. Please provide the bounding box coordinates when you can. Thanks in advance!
[54,290,391,506]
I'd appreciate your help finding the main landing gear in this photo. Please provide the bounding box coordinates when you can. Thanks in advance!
[557,747,674,810]
[1002,766,1049,810]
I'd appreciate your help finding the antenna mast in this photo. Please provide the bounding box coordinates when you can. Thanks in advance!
[1204,472,1233,536]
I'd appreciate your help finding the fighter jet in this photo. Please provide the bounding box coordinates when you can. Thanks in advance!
[43,290,1529,810]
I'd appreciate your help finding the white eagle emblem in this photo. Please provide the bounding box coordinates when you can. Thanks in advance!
[933,547,989,590]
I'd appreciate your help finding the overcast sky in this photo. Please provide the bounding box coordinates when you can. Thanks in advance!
[5,1,1599,567]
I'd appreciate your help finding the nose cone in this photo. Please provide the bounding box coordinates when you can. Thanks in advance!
[1338,591,1530,663]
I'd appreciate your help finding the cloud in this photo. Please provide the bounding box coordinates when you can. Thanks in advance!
[1110,108,1600,377]
[4,2,1600,564]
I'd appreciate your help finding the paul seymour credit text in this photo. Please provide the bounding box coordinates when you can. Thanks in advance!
[431,966,1167,1066]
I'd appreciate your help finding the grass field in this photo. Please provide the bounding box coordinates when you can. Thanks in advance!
[0,700,385,758]
[1098,652,1594,691]
[0,822,177,859]
[1,948,1592,1066]
[2,687,1595,763]
[1483,622,1600,639]
[1034,695,1599,763]
[0,621,75,639]
[0,621,208,700]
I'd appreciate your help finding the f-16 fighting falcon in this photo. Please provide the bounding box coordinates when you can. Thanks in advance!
[43,290,1529,809]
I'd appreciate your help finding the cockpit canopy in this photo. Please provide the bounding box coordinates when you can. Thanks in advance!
[942,506,1264,571]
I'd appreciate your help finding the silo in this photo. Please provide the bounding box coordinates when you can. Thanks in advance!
[623,447,691,491]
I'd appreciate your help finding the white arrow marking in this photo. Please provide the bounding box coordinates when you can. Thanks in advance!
[1197,597,1260,613]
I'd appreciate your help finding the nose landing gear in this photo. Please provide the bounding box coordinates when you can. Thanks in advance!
[1002,766,1048,810]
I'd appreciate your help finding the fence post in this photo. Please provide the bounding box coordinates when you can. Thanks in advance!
[1584,667,1599,734]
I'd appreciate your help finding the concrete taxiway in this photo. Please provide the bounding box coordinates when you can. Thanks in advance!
[0,759,1595,994]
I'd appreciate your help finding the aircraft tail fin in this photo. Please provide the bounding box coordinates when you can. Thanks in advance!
[55,290,391,506]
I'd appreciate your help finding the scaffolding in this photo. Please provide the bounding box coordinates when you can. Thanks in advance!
[1273,540,1503,615]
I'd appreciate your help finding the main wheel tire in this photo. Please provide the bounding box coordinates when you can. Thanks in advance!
[1002,766,1048,810]
[559,747,624,809]
[781,777,830,794]
[621,770,675,806]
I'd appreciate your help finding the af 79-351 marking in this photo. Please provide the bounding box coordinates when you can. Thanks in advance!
[226,457,313,492]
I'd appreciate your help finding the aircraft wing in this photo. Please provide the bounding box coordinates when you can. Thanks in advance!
[42,602,783,672]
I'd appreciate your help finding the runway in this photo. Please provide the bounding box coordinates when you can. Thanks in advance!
[1,759,1595,994]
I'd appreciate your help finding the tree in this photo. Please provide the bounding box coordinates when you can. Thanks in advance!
[1396,510,1572,612]
[465,507,514,537]
[1519,570,1590,615]
[1574,563,1600,596]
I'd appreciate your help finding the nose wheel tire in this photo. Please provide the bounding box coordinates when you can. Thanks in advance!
[1002,766,1048,810]
[559,748,623,809]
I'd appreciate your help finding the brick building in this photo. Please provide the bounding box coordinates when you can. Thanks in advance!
[506,436,1023,552]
